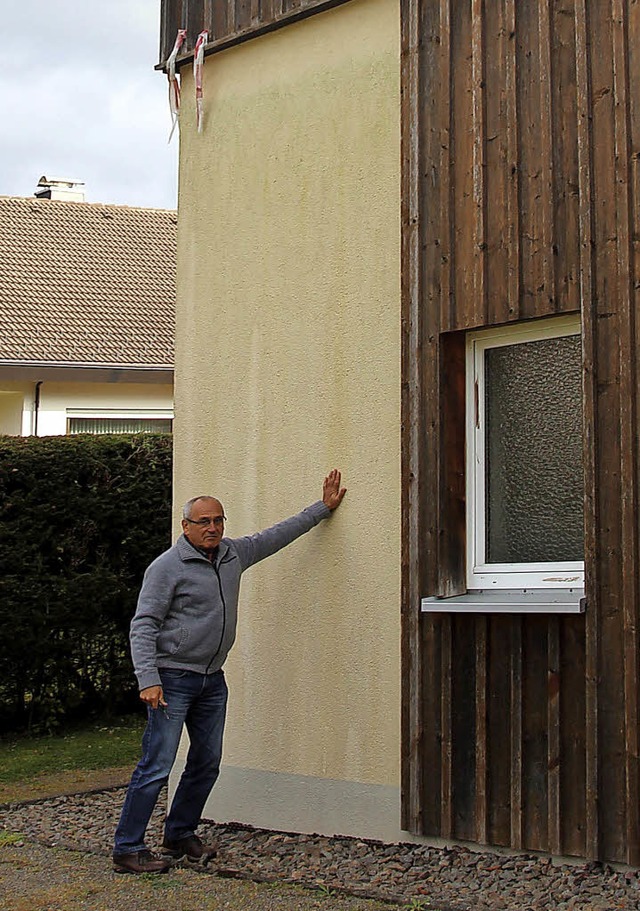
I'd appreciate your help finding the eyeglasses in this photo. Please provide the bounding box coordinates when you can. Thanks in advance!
[185,516,226,528]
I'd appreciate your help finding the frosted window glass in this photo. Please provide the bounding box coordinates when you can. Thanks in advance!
[485,335,583,564]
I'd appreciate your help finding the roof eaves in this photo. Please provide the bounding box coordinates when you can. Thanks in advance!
[0,358,174,371]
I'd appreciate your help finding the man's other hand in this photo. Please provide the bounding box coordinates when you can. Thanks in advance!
[140,685,167,709]
[323,469,347,511]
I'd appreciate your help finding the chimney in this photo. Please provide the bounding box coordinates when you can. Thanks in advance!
[34,176,86,202]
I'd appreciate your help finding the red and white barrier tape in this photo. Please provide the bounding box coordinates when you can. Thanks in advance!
[193,31,208,133]
[166,28,187,142]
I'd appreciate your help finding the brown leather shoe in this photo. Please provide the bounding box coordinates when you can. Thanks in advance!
[112,849,171,874]
[162,833,217,862]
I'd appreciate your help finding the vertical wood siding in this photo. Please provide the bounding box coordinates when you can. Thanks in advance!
[401,0,640,863]
[159,0,353,64]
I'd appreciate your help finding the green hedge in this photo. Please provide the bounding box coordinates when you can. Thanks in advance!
[0,434,172,733]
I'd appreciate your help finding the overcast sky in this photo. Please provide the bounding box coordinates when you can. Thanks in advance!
[1,0,178,209]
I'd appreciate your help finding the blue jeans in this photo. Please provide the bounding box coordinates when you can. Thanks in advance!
[113,668,228,855]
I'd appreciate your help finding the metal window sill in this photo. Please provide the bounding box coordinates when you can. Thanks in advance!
[421,589,585,614]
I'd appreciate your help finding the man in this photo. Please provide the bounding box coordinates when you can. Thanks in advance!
[112,469,346,874]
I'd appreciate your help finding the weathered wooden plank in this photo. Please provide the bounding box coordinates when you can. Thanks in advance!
[235,0,252,31]
[588,0,627,862]
[159,0,182,60]
[504,0,520,321]
[487,618,513,846]
[159,0,168,51]
[400,0,427,836]
[420,619,443,835]
[441,617,453,837]
[449,0,476,330]
[592,335,625,864]
[421,0,445,597]
[574,0,598,862]
[547,616,561,855]
[203,0,213,35]
[438,333,466,595]
[188,1,205,42]
[439,0,452,332]
[626,0,640,860]
[259,0,282,18]
[510,617,523,849]
[471,0,487,325]
[475,615,488,845]
[420,0,450,841]
[522,618,549,852]
[516,0,545,318]
[451,617,476,840]
[226,0,237,33]
[551,0,580,314]
[211,0,228,40]
[258,0,273,22]
[536,0,555,314]
[484,0,515,325]
[560,616,587,857]
[611,0,640,867]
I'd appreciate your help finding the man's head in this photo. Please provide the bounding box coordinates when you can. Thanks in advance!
[182,496,226,552]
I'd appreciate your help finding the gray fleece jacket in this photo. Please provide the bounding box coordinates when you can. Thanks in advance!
[130,500,331,690]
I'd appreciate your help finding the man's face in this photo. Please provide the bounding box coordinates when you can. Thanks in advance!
[182,497,226,552]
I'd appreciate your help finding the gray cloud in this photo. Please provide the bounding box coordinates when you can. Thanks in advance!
[1,0,177,209]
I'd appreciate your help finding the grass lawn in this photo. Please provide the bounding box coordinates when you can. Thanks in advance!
[0,715,145,788]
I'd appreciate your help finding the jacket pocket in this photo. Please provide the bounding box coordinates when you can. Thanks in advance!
[159,625,190,656]
[172,627,189,655]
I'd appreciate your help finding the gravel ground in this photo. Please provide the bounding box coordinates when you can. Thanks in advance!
[0,841,399,911]
[3,786,640,910]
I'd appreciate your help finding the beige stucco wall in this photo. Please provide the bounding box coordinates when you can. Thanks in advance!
[173,0,402,840]
[0,391,24,435]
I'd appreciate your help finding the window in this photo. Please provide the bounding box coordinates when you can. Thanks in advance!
[466,316,584,591]
[66,413,173,435]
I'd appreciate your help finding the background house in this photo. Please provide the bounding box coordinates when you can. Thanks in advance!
[0,177,175,435]
[159,0,640,866]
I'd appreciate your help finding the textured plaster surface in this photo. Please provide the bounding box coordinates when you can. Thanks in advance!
[173,0,401,834]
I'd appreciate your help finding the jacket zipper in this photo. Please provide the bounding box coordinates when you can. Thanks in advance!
[205,560,226,673]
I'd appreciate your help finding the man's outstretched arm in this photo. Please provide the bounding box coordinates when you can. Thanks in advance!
[232,468,347,570]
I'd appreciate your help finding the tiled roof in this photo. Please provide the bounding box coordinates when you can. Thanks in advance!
[0,196,176,368]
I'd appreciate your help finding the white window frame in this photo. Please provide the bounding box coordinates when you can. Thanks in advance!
[66,408,173,434]
[466,315,584,591]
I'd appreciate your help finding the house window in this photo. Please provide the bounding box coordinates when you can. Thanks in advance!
[67,417,173,434]
[466,316,584,591]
